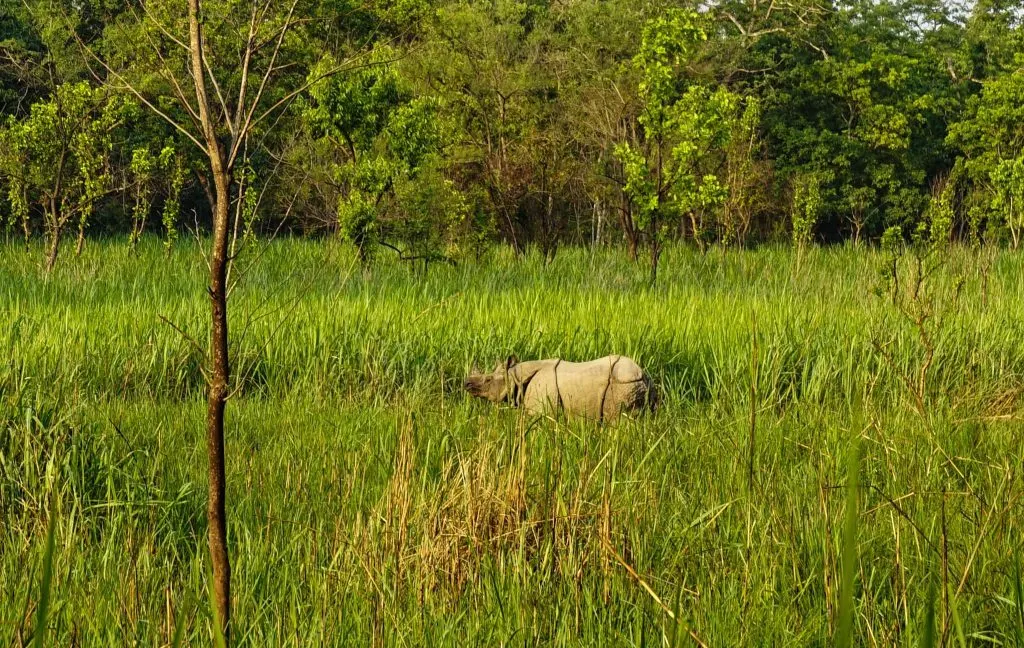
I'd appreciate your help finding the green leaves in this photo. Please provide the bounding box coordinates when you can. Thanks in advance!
[635,9,708,126]
[127,143,185,250]
[303,47,465,262]
[0,82,133,262]
[303,48,408,150]
[791,173,823,248]
[616,15,745,252]
[988,156,1024,247]
[749,0,959,238]
[337,188,377,252]
[386,96,448,172]
[948,67,1024,246]
[614,142,656,224]
[4,0,1022,251]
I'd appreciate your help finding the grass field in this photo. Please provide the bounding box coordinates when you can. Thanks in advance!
[2,237,1024,646]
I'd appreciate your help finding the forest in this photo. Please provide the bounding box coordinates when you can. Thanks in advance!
[2,0,1024,269]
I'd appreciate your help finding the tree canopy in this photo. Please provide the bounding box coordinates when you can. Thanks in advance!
[4,0,1024,262]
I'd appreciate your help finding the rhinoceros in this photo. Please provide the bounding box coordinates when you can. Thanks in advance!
[464,355,655,421]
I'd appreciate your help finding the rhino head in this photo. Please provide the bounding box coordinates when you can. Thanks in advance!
[464,356,518,403]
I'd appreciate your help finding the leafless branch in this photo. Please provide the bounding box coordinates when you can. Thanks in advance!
[229,0,301,164]
[72,33,206,152]
[158,313,206,358]
[138,2,190,52]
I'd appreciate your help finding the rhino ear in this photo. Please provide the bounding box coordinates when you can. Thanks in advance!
[505,355,519,369]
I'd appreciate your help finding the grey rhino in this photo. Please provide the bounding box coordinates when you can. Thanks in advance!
[464,355,655,421]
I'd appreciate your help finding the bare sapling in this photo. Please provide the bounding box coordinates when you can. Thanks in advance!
[871,177,961,423]
[72,0,362,639]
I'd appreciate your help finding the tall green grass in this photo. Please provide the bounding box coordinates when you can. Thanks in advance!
[1,237,1022,645]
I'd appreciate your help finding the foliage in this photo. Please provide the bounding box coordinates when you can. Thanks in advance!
[990,157,1024,247]
[615,9,742,277]
[416,0,558,250]
[0,81,132,265]
[948,68,1024,247]
[128,144,186,250]
[5,0,1024,256]
[791,173,823,248]
[302,48,462,262]
[720,97,773,245]
[739,0,963,240]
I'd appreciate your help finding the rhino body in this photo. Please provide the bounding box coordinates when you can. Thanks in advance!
[464,355,655,421]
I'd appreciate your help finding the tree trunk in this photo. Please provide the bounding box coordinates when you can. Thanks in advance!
[45,226,61,272]
[650,240,660,285]
[75,218,86,257]
[206,170,232,638]
[20,188,30,247]
[44,198,62,272]
[543,193,557,265]
[620,194,638,261]
[650,213,660,285]
[187,0,232,637]
[689,212,703,252]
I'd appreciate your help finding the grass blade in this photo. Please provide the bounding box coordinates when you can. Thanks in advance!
[946,583,967,648]
[32,504,57,648]
[1014,557,1024,644]
[920,579,936,648]
[170,599,187,648]
[836,439,860,648]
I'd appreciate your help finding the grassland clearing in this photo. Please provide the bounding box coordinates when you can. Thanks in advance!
[2,238,1023,645]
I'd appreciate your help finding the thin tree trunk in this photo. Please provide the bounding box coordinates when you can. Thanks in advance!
[620,193,638,260]
[45,200,61,272]
[650,214,660,285]
[690,212,704,251]
[20,188,30,247]
[75,218,86,257]
[45,225,61,272]
[544,193,556,264]
[652,134,662,283]
[206,171,232,638]
[187,0,232,637]
[90,0,309,638]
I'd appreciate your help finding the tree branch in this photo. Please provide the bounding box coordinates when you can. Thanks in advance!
[72,33,206,152]
[229,0,301,164]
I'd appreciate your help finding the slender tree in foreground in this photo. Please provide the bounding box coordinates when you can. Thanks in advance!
[77,0,354,638]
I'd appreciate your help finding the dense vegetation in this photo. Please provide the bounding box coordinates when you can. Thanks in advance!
[3,240,1023,644]
[3,0,1024,644]
[3,0,1024,266]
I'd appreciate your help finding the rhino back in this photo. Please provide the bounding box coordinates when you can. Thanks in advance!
[609,356,645,384]
[550,357,616,419]
[518,355,653,420]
